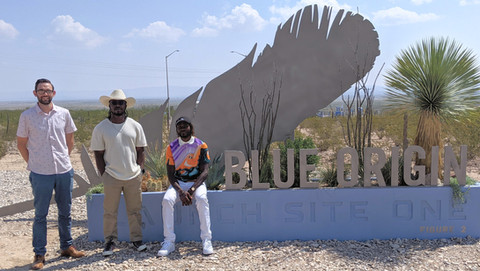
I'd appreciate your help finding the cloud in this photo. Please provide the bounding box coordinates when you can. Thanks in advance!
[117,42,133,52]
[411,0,433,5]
[192,3,268,37]
[48,15,106,48]
[126,21,185,42]
[269,0,351,23]
[0,20,19,40]
[459,0,480,5]
[372,7,439,25]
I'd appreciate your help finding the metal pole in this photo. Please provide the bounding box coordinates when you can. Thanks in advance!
[165,49,179,127]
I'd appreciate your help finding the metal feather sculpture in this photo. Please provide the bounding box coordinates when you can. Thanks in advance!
[171,5,380,159]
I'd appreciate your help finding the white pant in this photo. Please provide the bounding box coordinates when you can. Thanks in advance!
[162,181,212,242]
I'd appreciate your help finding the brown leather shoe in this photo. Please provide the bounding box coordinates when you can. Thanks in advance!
[31,254,45,270]
[60,245,85,258]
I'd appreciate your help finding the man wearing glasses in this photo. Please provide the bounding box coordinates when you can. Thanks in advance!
[90,89,147,256]
[17,78,85,270]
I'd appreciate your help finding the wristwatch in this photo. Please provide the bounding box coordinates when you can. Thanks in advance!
[189,186,196,193]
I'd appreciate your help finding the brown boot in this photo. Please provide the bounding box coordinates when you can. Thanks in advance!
[31,254,45,270]
[60,245,85,258]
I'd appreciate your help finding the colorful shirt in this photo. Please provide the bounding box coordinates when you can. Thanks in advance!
[166,137,210,181]
[16,103,77,175]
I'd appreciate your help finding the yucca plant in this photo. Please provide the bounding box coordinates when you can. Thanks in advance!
[205,154,226,190]
[384,37,480,181]
[144,145,167,179]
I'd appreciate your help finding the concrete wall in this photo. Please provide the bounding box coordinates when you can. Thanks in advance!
[86,186,480,242]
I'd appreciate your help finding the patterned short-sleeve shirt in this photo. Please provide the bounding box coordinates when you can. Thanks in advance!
[166,137,210,181]
[16,103,77,174]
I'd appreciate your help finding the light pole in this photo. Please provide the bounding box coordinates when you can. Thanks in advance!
[230,50,247,57]
[165,49,179,127]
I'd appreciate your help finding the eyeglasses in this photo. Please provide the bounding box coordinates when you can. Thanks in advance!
[36,89,54,95]
[110,100,126,106]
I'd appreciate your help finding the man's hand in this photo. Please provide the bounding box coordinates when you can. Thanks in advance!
[179,190,192,206]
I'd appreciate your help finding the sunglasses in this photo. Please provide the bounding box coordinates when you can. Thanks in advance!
[110,100,126,106]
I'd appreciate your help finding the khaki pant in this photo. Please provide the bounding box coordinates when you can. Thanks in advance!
[103,172,143,242]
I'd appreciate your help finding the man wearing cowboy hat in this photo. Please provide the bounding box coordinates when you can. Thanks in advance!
[90,89,148,256]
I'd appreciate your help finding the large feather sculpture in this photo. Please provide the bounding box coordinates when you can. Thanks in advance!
[170,5,380,159]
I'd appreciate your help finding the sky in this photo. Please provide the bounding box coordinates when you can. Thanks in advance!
[0,0,479,102]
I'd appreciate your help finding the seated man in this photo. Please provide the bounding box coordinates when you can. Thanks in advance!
[157,117,213,256]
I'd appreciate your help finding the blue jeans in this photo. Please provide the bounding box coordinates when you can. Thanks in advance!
[29,169,74,255]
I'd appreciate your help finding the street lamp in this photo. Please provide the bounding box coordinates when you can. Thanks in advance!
[230,50,247,57]
[165,49,179,127]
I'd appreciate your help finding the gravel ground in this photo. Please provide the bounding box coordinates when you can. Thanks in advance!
[2,169,480,271]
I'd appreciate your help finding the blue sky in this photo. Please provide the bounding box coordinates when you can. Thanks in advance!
[0,0,479,102]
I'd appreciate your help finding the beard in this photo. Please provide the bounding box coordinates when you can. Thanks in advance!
[109,107,126,117]
[37,96,52,105]
[112,110,125,116]
[178,130,192,138]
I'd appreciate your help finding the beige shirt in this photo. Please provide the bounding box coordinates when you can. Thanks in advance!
[90,117,147,180]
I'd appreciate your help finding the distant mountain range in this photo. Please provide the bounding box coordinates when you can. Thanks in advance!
[0,85,388,110]
[0,86,198,102]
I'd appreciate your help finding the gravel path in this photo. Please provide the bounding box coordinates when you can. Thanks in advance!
[2,169,480,271]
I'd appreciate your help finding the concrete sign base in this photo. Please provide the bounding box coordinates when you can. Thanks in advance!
[86,186,480,242]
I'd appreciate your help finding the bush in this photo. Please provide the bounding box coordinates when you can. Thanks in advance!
[278,136,320,187]
[320,164,337,187]
[381,155,406,186]
[85,183,104,199]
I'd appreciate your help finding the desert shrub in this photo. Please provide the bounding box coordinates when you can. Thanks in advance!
[0,140,7,159]
[298,117,343,152]
[278,136,320,188]
[205,154,226,190]
[371,112,417,148]
[381,155,406,186]
[320,164,337,187]
[449,176,476,205]
[444,109,480,159]
[70,109,106,150]
[0,110,22,159]
[85,183,104,199]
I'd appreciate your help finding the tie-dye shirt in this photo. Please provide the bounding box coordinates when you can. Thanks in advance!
[166,137,210,181]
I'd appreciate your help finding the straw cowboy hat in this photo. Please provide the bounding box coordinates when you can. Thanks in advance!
[99,89,136,109]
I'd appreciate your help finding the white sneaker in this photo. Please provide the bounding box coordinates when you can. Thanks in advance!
[157,241,175,257]
[202,239,214,255]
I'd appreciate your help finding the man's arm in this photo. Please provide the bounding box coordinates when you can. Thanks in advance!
[66,132,74,155]
[187,163,209,196]
[136,146,145,170]
[17,136,29,163]
[93,150,106,176]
